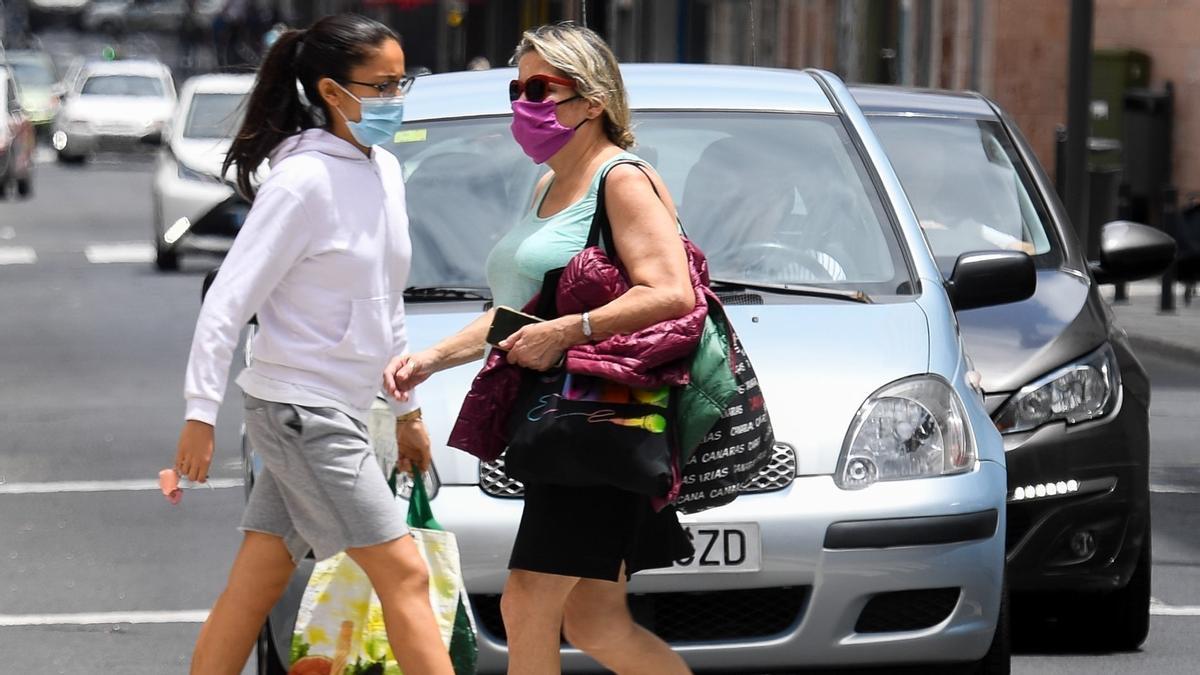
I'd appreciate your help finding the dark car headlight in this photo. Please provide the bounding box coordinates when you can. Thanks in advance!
[994,343,1121,434]
[177,159,225,185]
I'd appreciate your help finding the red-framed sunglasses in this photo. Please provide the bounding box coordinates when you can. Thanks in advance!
[509,74,576,103]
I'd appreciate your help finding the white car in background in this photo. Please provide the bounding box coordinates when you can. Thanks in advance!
[51,59,176,163]
[150,73,252,271]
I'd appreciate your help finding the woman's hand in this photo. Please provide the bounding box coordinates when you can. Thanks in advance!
[499,317,578,371]
[384,350,438,402]
[174,420,214,483]
[396,418,432,473]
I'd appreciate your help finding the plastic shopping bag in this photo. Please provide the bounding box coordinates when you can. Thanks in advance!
[289,473,478,674]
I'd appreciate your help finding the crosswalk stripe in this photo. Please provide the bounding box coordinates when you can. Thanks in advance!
[0,478,242,495]
[84,242,156,264]
[0,610,209,626]
[0,246,37,265]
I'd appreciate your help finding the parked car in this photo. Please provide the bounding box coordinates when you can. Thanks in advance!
[83,0,221,36]
[151,72,251,270]
[234,65,1033,673]
[50,58,175,163]
[853,85,1176,650]
[0,62,34,198]
[1,48,60,135]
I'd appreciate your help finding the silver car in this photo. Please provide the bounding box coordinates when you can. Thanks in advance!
[249,65,1032,673]
[50,59,176,163]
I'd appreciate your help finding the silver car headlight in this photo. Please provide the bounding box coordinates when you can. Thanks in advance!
[994,343,1120,434]
[836,375,975,490]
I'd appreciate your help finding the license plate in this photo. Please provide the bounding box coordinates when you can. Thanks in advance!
[644,522,762,574]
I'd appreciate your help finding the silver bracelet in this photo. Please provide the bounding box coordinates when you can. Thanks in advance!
[581,311,593,339]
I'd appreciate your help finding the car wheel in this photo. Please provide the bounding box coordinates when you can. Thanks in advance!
[1075,533,1152,651]
[57,150,85,165]
[257,623,288,675]
[155,245,180,272]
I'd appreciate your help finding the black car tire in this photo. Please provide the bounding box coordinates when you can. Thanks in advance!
[57,151,85,165]
[1075,533,1152,651]
[257,623,288,675]
[155,245,180,271]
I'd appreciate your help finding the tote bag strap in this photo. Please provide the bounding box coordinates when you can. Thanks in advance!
[585,159,664,253]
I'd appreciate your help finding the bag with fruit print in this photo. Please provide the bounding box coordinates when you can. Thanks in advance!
[288,471,478,674]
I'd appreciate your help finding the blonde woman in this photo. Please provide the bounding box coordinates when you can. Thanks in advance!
[385,23,696,675]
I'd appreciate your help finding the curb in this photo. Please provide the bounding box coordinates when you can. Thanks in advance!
[1126,333,1200,364]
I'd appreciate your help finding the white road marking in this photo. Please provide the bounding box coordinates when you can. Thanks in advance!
[0,478,242,495]
[0,246,37,265]
[84,242,156,264]
[1151,598,1200,616]
[0,610,209,627]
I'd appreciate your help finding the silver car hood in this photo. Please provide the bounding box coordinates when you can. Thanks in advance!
[408,300,931,484]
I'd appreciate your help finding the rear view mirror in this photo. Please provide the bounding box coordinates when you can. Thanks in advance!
[947,250,1036,311]
[1089,220,1176,285]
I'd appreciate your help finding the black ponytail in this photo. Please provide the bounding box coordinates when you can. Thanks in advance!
[223,14,400,199]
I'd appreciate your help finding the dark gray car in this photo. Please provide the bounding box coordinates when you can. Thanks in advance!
[853,85,1176,651]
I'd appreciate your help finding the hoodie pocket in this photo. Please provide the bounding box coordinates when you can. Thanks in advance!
[327,296,392,363]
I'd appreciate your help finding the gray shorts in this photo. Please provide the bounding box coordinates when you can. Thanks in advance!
[239,394,409,563]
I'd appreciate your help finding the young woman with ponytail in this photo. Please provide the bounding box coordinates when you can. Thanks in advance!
[173,13,453,674]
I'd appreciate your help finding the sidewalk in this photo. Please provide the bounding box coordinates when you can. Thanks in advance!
[1102,280,1200,363]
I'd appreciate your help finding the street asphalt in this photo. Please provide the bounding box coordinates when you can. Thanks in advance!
[2,153,1198,673]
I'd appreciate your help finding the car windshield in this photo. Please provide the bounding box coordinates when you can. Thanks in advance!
[870,116,1061,276]
[81,75,164,97]
[385,112,912,297]
[184,92,245,139]
[8,60,56,87]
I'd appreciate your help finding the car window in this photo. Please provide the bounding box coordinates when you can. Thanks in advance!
[8,60,57,87]
[81,75,165,97]
[870,116,1062,276]
[384,112,912,297]
[184,92,246,139]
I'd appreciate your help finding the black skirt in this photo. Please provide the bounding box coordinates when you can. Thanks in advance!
[508,481,695,582]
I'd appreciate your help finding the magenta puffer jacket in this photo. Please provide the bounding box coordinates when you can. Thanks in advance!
[447,239,712,462]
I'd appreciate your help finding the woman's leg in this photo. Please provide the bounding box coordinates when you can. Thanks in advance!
[190,531,295,675]
[345,535,455,675]
[562,570,692,675]
[501,569,581,675]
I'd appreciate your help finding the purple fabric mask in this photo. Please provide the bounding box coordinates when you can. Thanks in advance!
[510,98,586,164]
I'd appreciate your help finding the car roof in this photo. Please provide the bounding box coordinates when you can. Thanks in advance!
[182,73,254,95]
[403,63,836,122]
[80,59,171,78]
[849,84,999,120]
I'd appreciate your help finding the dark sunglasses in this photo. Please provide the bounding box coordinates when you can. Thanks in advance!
[509,74,576,103]
[341,76,415,98]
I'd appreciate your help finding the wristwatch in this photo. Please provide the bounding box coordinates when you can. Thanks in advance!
[581,311,593,339]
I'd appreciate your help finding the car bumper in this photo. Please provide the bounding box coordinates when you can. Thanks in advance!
[1002,383,1150,594]
[438,461,1006,672]
[54,127,160,154]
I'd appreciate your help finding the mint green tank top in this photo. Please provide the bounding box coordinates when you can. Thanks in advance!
[486,152,640,310]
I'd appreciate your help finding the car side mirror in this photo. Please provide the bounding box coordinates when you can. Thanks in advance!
[946,250,1036,312]
[1088,220,1176,285]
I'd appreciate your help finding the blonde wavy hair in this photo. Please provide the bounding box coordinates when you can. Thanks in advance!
[511,22,635,149]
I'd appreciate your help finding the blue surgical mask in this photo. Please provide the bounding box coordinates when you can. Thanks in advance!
[333,81,405,147]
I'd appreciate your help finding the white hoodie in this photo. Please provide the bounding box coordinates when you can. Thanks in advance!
[184,128,419,425]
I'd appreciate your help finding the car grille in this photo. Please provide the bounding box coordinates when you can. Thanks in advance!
[854,587,961,633]
[470,586,807,644]
[478,443,797,498]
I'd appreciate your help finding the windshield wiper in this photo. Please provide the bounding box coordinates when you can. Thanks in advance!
[710,278,872,304]
[403,286,491,301]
